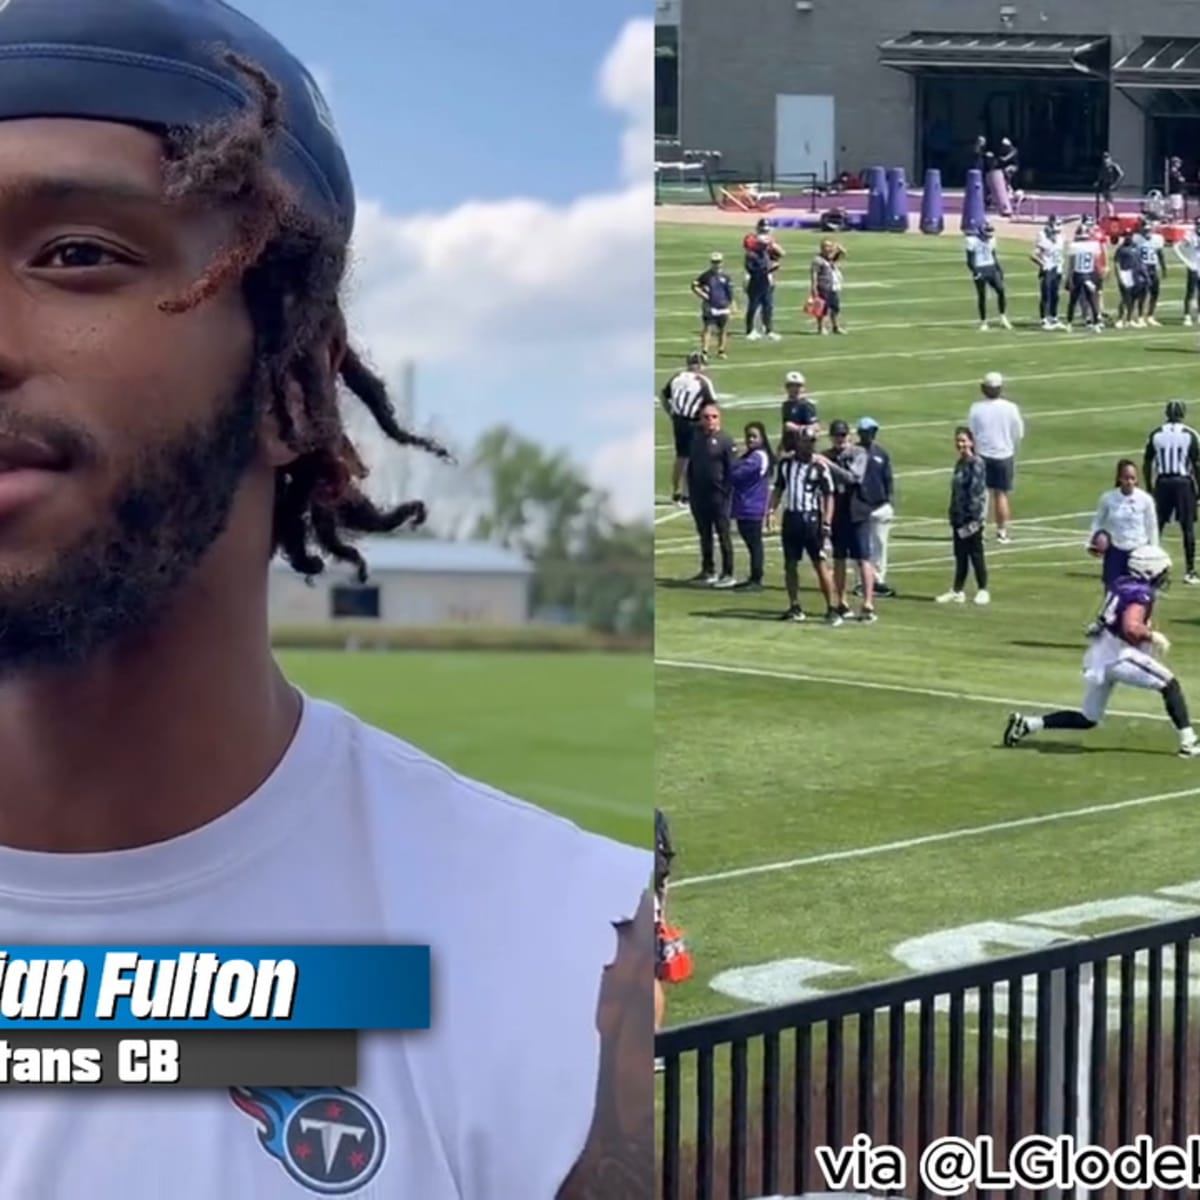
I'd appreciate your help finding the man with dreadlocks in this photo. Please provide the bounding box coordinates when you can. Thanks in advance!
[0,3,652,1198]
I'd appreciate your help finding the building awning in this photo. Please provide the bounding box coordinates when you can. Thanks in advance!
[1113,37,1200,89]
[878,31,1109,77]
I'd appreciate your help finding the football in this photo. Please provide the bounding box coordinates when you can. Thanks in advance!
[1088,530,1110,556]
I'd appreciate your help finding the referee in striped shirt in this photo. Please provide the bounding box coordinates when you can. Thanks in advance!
[661,350,716,507]
[766,430,841,624]
[1144,399,1200,584]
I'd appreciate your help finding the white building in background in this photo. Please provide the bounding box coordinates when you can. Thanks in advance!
[269,536,533,628]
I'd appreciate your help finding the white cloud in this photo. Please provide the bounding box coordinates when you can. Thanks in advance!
[341,18,652,521]
[590,425,654,523]
[598,17,653,184]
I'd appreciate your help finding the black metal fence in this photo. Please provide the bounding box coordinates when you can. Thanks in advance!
[656,913,1200,1200]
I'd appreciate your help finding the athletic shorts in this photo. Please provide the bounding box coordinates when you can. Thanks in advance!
[781,512,827,563]
[982,455,1014,493]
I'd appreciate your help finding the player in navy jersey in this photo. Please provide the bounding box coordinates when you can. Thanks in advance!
[1004,545,1200,757]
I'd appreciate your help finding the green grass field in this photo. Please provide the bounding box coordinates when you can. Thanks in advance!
[656,220,1200,1030]
[278,650,650,848]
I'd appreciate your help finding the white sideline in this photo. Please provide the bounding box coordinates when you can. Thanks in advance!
[669,782,1200,888]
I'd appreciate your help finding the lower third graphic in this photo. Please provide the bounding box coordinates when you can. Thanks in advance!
[230,1086,387,1194]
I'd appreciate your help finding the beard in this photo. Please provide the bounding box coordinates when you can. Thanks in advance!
[0,378,261,677]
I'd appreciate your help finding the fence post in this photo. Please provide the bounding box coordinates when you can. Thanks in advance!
[1073,964,1093,1200]
[1046,967,1093,1200]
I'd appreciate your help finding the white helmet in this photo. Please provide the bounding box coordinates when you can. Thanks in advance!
[1128,544,1172,587]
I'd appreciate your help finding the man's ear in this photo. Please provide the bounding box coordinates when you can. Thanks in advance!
[259,325,348,468]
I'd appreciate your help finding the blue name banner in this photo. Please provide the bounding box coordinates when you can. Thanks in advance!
[0,945,430,1030]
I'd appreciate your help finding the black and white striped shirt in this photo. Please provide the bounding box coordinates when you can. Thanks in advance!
[662,370,714,420]
[1145,422,1200,479]
[775,457,832,516]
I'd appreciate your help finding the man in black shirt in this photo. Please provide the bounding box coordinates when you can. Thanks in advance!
[691,252,735,360]
[781,371,819,438]
[686,400,736,587]
[1096,151,1124,218]
[767,430,839,624]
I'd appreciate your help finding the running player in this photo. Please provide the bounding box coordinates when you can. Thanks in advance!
[1004,545,1200,757]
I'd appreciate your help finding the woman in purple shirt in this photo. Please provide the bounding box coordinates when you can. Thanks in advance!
[731,421,773,589]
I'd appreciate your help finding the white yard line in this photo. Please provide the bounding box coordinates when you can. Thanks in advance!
[655,658,1164,725]
[671,784,1200,889]
[707,362,1196,408]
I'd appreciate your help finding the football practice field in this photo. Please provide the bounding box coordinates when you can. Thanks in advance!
[656,220,1200,1029]
[279,649,650,849]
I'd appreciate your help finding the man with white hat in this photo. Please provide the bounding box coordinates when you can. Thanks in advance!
[967,371,1025,543]
[691,250,735,360]
[781,371,820,438]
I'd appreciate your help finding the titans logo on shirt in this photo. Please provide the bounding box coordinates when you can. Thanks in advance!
[230,1086,387,1194]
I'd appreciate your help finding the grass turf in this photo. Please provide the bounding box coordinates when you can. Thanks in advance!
[279,649,651,848]
[655,221,1200,1029]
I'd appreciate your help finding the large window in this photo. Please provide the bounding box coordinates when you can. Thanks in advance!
[917,75,1108,191]
[330,584,381,620]
[655,25,678,140]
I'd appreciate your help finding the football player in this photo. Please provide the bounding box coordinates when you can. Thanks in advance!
[1004,545,1200,757]
[1030,215,1065,329]
[965,221,1011,330]
[1173,215,1200,325]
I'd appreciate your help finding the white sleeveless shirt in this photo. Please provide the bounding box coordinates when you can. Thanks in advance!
[0,695,651,1199]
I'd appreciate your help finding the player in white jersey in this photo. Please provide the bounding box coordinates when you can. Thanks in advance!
[1132,216,1167,325]
[1174,215,1200,325]
[1029,215,1066,329]
[964,222,1012,331]
[1066,222,1104,331]
[0,4,652,1198]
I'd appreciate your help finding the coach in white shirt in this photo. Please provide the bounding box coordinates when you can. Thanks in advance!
[1088,458,1159,589]
[967,371,1025,543]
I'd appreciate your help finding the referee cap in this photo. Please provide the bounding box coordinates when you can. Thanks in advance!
[0,0,354,235]
[785,371,805,386]
[686,350,705,366]
[1166,399,1187,421]
[982,371,1004,390]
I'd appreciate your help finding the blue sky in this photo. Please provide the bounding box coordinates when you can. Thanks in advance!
[236,0,653,522]
[240,0,649,207]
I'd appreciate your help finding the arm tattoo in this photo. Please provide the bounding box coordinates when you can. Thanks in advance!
[557,891,654,1199]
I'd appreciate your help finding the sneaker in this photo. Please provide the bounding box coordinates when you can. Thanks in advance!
[979,321,989,332]
[974,589,991,605]
[732,579,763,591]
[859,607,877,623]
[825,609,844,627]
[1148,316,1162,327]
[1115,319,1126,329]
[695,573,717,585]
[1003,712,1029,747]
[1179,742,1200,758]
[835,603,851,618]
[1186,573,1200,586]
[936,590,966,603]
[766,331,782,342]
[875,582,896,598]
[746,330,762,342]
[997,529,1010,543]
[999,315,1013,330]
[780,605,805,622]
[1186,315,1194,327]
[712,574,737,589]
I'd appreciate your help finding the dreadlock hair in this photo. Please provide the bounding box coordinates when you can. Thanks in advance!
[154,52,450,584]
